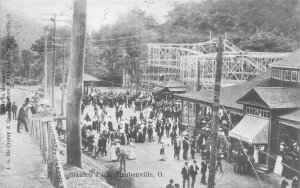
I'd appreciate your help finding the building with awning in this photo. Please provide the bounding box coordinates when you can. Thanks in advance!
[83,73,101,94]
[229,50,300,173]
[174,49,300,174]
[173,71,273,130]
[229,115,269,144]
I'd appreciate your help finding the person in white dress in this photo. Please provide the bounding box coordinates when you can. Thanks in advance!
[110,143,118,161]
[128,139,136,160]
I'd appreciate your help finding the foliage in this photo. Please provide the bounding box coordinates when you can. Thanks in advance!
[0,36,22,77]
[30,26,71,84]
[239,31,293,52]
[89,9,160,85]
[164,0,300,51]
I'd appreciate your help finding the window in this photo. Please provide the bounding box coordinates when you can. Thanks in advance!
[272,68,276,78]
[291,71,297,82]
[284,70,291,81]
[279,69,283,80]
[245,107,270,119]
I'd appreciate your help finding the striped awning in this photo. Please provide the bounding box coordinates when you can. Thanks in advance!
[229,115,269,144]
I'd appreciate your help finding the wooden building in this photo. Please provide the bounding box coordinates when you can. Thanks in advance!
[175,49,300,173]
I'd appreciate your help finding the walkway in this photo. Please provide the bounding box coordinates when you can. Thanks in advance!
[0,86,53,188]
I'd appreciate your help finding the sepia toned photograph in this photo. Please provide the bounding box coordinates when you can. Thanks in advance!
[0,0,300,187]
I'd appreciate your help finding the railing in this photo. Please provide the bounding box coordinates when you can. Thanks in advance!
[28,116,68,188]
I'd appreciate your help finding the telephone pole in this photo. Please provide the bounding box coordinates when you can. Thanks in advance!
[136,56,140,94]
[61,41,66,115]
[66,0,86,168]
[51,14,56,110]
[44,36,48,97]
[207,35,223,188]
[197,60,201,91]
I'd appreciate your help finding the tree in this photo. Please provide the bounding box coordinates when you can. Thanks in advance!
[21,49,33,78]
[163,0,300,50]
[0,36,22,77]
[30,26,71,83]
[90,9,160,86]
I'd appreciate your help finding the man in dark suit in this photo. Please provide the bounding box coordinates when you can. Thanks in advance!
[190,160,199,188]
[17,104,28,133]
[174,138,181,160]
[201,159,208,185]
[12,102,17,120]
[6,97,12,122]
[181,162,190,188]
[118,107,123,122]
[183,138,189,160]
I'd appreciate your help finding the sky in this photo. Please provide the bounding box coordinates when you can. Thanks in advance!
[1,0,191,32]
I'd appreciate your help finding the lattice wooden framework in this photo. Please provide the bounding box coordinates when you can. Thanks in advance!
[140,38,290,91]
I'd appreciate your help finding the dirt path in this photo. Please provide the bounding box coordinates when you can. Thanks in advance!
[0,86,53,188]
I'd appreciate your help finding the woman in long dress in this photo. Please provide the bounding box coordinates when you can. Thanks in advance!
[128,139,136,160]
[110,143,118,161]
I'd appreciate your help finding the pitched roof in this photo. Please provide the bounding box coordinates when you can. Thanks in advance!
[174,71,273,111]
[83,73,101,82]
[157,80,186,88]
[278,109,300,123]
[270,49,300,69]
[252,87,300,109]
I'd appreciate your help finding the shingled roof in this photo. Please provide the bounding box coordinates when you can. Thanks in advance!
[83,73,101,82]
[252,87,300,109]
[278,109,300,124]
[270,49,300,69]
[174,71,273,112]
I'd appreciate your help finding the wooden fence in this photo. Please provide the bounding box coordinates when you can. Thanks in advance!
[28,117,68,188]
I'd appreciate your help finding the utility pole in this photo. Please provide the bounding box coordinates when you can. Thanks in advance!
[44,36,48,98]
[61,41,66,115]
[136,56,140,94]
[51,14,56,111]
[197,60,201,91]
[207,35,223,188]
[66,0,86,168]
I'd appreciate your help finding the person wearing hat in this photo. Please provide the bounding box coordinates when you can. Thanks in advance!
[12,102,17,120]
[147,125,153,143]
[142,124,147,142]
[174,137,181,160]
[119,149,127,172]
[0,100,6,115]
[292,176,299,188]
[182,137,189,160]
[170,130,177,146]
[200,158,208,185]
[6,97,12,122]
[190,160,199,188]
[215,152,224,173]
[110,142,118,161]
[181,161,190,188]
[17,103,28,133]
[128,138,136,160]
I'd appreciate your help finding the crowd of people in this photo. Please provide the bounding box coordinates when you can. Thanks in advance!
[76,87,300,188]
[280,127,300,180]
[78,88,232,186]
